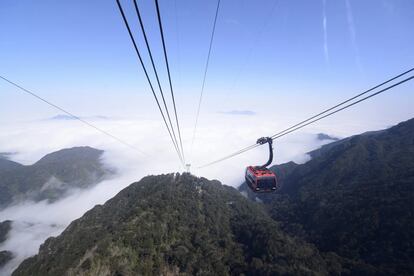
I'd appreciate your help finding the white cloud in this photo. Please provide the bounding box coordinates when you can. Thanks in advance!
[0,113,399,274]
[0,174,139,275]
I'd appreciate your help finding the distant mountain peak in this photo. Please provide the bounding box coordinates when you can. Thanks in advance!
[0,146,113,208]
[316,133,339,141]
[0,152,16,160]
[35,146,103,166]
[49,114,75,121]
[48,114,109,121]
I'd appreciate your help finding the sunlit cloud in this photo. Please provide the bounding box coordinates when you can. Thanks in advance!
[0,113,400,274]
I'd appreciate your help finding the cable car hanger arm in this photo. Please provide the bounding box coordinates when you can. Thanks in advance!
[257,137,273,168]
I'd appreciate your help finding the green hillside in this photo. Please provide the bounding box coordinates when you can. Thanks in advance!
[240,118,414,275]
[14,174,334,276]
[0,147,114,208]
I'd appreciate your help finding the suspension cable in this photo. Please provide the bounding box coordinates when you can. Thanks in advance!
[190,0,222,159]
[154,0,185,163]
[0,75,146,155]
[116,0,184,167]
[271,76,414,139]
[197,144,259,169]
[270,67,414,139]
[197,70,414,168]
[132,0,183,163]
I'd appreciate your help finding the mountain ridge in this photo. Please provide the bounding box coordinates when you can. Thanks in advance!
[9,118,414,275]
[0,146,114,208]
[241,118,414,275]
[14,174,336,276]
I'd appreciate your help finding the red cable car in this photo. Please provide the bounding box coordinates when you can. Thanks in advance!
[245,137,279,193]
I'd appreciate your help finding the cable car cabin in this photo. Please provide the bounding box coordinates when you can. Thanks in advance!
[245,166,278,193]
[245,137,278,192]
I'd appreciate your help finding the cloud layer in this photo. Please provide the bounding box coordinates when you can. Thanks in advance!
[0,114,392,274]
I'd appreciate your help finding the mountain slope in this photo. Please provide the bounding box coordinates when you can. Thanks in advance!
[245,118,414,275]
[14,174,334,276]
[0,158,23,175]
[0,220,11,244]
[0,147,113,208]
[0,251,13,269]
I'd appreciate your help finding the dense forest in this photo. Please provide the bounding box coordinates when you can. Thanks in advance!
[241,118,414,275]
[0,220,13,268]
[14,173,337,275]
[12,119,414,275]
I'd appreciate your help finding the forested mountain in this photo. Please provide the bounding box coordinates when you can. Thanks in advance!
[10,119,414,275]
[0,220,11,244]
[14,174,337,276]
[0,220,13,269]
[0,251,13,269]
[0,147,114,208]
[0,158,23,175]
[241,118,414,275]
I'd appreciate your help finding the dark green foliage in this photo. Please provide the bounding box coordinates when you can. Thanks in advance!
[14,174,332,276]
[252,118,414,275]
[0,220,12,244]
[0,251,13,268]
[0,147,114,208]
[11,119,414,275]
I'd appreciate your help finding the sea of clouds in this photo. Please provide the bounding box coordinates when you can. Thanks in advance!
[0,114,392,275]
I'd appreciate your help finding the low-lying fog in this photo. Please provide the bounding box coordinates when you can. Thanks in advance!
[0,114,395,275]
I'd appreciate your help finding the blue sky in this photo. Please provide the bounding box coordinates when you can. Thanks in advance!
[1,2,414,271]
[1,2,414,272]
[1,0,413,126]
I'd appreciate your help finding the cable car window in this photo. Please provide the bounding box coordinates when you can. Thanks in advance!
[258,177,276,189]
